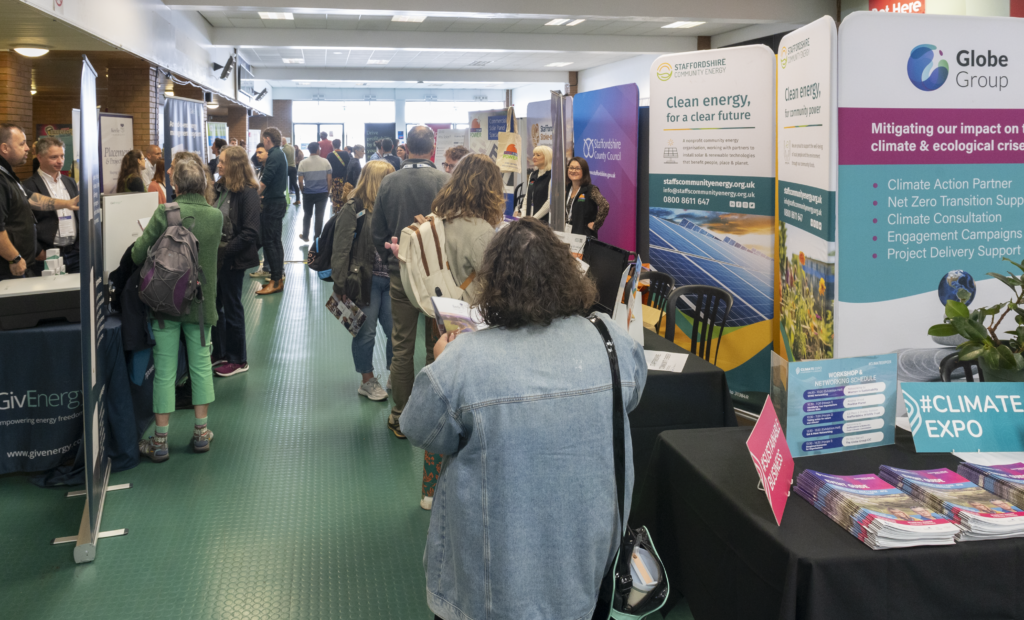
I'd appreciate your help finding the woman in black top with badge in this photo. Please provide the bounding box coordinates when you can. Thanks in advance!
[518,145,552,222]
[565,156,610,238]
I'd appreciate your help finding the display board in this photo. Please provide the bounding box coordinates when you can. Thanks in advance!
[101,192,159,283]
[648,46,777,406]
[573,84,640,252]
[98,113,133,194]
[526,100,554,168]
[836,13,1024,357]
[163,97,206,172]
[777,17,839,362]
[207,121,228,147]
[247,129,262,156]
[903,382,1024,452]
[434,128,467,164]
[364,123,396,153]
[468,108,507,162]
[36,124,74,173]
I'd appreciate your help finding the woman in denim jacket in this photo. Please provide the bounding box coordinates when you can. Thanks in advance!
[401,218,648,620]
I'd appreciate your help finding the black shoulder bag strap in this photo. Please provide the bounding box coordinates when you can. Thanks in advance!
[590,315,628,620]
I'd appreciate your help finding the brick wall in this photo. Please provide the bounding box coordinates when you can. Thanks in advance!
[104,65,159,148]
[249,99,292,140]
[0,52,34,177]
[226,106,248,144]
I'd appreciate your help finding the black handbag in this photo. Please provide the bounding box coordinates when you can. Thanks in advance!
[589,316,669,620]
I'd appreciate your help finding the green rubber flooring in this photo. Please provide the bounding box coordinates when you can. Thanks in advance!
[0,203,694,620]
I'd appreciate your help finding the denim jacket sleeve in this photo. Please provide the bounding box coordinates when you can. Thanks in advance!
[400,366,463,455]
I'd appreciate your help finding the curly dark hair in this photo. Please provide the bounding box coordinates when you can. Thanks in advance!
[477,218,597,329]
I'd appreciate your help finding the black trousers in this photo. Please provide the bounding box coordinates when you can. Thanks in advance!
[261,198,287,281]
[302,192,329,239]
[288,166,299,204]
[212,266,246,364]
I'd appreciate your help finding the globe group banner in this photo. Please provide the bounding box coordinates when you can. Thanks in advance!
[648,46,777,406]
[836,13,1024,357]
[777,17,838,362]
[573,84,639,252]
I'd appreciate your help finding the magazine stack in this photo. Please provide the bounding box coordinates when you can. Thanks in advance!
[878,466,1024,542]
[795,470,959,550]
[958,462,1024,508]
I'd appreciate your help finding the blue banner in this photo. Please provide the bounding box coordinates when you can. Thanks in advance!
[902,383,1024,453]
[163,96,207,169]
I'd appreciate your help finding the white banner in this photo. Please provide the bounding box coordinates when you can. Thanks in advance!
[98,114,134,195]
[434,128,467,164]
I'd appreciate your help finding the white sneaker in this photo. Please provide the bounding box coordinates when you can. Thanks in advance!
[358,378,388,401]
[420,496,434,511]
[250,268,270,278]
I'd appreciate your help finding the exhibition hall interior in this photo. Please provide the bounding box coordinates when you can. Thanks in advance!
[7,0,1024,618]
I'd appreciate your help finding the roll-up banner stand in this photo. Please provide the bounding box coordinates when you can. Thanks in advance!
[207,122,228,155]
[573,84,640,252]
[468,108,507,163]
[163,97,207,175]
[549,93,572,233]
[648,46,777,407]
[836,13,1024,357]
[98,113,133,194]
[364,123,396,154]
[777,17,839,362]
[434,128,467,164]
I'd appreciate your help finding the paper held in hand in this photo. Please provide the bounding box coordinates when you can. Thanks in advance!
[431,297,488,334]
[746,398,795,526]
[326,293,366,337]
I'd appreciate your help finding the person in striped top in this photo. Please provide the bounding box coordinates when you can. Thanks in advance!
[297,142,332,242]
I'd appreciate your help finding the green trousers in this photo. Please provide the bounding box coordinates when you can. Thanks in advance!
[152,319,215,414]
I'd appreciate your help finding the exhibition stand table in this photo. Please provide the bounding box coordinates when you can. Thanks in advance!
[632,427,1024,620]
[0,317,149,485]
[631,330,737,503]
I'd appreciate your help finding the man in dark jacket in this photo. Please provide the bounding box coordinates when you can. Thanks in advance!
[22,136,80,273]
[370,125,448,438]
[256,127,288,295]
[345,144,364,187]
[381,138,402,171]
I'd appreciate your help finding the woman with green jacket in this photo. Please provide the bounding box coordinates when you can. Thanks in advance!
[132,153,223,462]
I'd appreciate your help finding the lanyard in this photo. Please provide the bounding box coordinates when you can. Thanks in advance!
[566,187,582,221]
[402,162,433,170]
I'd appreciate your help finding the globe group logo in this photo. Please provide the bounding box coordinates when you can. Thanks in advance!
[656,63,673,81]
[907,44,949,91]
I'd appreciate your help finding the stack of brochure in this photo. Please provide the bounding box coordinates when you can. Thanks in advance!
[958,462,1024,508]
[795,469,959,550]
[879,466,1024,542]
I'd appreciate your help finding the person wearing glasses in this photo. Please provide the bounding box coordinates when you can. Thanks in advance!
[442,145,470,174]
[565,156,610,238]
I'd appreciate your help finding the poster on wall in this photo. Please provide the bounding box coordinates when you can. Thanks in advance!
[207,122,228,150]
[163,97,206,174]
[526,100,554,168]
[573,84,640,252]
[777,16,838,362]
[247,129,262,156]
[836,13,1024,357]
[648,46,777,406]
[98,114,133,194]
[434,128,467,164]
[37,124,74,173]
[468,108,507,162]
[364,123,396,153]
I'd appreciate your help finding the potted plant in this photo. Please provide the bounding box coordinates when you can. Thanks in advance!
[928,258,1024,382]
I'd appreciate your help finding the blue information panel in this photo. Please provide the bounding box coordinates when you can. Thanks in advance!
[902,383,1024,453]
[787,354,898,457]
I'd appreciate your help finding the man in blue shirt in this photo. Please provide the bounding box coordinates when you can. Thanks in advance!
[256,127,288,295]
[297,142,332,242]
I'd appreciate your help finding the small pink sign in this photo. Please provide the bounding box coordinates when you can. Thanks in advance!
[746,398,795,526]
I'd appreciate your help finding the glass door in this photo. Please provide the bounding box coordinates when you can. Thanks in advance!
[320,124,344,149]
[292,123,345,152]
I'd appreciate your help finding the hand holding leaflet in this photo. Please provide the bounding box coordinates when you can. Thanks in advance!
[430,297,488,334]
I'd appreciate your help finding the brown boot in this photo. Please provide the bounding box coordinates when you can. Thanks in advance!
[256,279,283,295]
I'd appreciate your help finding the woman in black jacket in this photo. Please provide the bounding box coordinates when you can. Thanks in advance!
[210,146,262,377]
[517,145,552,222]
[565,156,610,238]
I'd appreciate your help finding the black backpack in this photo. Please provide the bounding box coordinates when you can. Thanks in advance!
[307,203,364,281]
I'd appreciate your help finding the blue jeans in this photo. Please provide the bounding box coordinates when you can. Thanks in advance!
[352,275,393,374]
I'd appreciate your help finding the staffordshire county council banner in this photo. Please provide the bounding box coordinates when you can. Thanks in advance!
[648,46,776,406]
[777,16,839,362]
[836,13,1024,357]
[573,84,639,253]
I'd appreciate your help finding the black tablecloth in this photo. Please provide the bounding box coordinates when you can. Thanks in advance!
[630,330,737,499]
[633,427,1024,620]
[0,317,151,485]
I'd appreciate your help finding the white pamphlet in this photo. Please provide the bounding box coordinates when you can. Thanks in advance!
[644,351,688,373]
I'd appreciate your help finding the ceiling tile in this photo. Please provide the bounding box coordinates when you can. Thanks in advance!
[263,20,296,29]
[445,22,481,32]
[229,18,265,28]
[293,14,327,27]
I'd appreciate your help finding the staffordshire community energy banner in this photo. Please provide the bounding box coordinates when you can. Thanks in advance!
[836,13,1024,356]
[648,46,776,405]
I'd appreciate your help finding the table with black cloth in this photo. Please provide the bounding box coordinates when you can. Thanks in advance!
[632,427,1024,620]
[0,316,152,486]
[630,329,737,502]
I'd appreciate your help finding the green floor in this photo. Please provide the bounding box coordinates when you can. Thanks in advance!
[0,204,693,620]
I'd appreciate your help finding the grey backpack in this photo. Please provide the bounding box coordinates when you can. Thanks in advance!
[138,203,207,342]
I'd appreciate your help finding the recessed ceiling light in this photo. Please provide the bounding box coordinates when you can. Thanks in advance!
[258,12,293,20]
[546,62,573,67]
[391,15,427,23]
[662,21,704,29]
[30,89,37,95]
[282,58,305,64]
[12,47,49,57]
[545,19,570,26]
[367,59,389,65]
[566,19,585,26]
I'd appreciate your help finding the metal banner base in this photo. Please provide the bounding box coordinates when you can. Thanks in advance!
[50,460,130,563]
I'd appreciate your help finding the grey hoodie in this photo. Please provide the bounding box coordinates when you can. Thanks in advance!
[370,159,449,275]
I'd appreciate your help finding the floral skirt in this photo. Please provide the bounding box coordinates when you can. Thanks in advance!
[423,452,442,498]
[330,178,347,207]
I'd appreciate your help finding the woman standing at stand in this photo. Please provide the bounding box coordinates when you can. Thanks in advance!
[518,144,552,221]
[565,156,610,238]
[116,150,146,193]
[147,160,166,203]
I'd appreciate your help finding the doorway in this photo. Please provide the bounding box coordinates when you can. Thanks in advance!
[292,123,345,152]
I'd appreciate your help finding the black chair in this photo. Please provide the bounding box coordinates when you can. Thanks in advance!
[638,271,675,335]
[664,285,733,365]
[940,352,984,382]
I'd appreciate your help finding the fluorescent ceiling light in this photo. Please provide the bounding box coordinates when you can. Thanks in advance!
[545,19,570,26]
[258,12,293,20]
[546,62,573,67]
[662,21,704,29]
[12,47,49,57]
[367,59,389,65]
[282,58,305,64]
[567,19,585,26]
[392,15,427,23]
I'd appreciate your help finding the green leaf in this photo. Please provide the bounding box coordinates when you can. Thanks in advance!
[944,299,969,319]
[928,323,959,337]
[1015,353,1024,371]
[982,346,1001,369]
[958,342,985,361]
[986,272,1020,290]
[997,345,1018,368]
[952,316,990,342]
[1003,257,1024,272]
[980,303,1007,317]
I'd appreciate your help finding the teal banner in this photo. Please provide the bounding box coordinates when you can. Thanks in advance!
[650,173,775,217]
[779,180,835,241]
[902,383,1024,453]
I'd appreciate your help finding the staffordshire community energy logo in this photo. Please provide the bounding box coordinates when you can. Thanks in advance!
[907,44,949,91]
[656,63,673,81]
